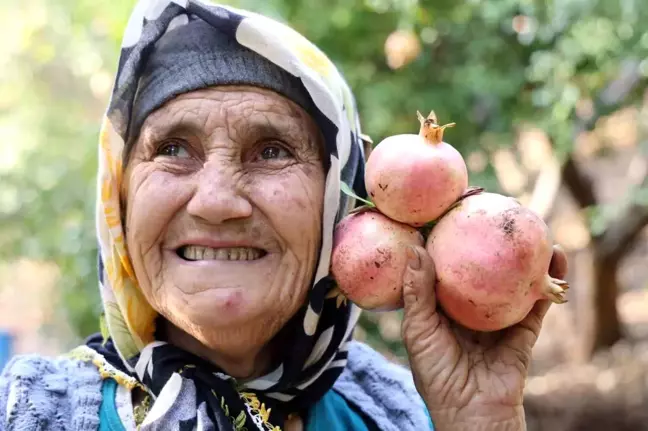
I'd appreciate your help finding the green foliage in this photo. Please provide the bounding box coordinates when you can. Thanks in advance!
[1,0,647,349]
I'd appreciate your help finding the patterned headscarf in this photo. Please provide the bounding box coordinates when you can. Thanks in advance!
[81,0,369,429]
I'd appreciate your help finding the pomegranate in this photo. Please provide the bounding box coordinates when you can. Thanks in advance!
[331,209,424,311]
[425,192,568,332]
[364,111,468,226]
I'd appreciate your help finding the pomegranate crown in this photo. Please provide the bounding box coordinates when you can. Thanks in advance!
[417,110,456,144]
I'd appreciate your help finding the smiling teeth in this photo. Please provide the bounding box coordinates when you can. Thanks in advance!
[181,246,263,261]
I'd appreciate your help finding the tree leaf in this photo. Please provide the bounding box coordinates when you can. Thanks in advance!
[340,182,374,207]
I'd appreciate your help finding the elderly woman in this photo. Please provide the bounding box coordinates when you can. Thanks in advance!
[0,1,568,430]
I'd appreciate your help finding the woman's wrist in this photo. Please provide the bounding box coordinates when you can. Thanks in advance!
[429,406,526,431]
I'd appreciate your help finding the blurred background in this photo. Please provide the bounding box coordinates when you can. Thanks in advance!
[1,0,648,429]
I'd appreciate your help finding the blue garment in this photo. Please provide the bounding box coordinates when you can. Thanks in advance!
[0,341,434,430]
[99,380,126,431]
[97,377,435,430]
[0,353,103,430]
[307,389,373,430]
[308,388,435,430]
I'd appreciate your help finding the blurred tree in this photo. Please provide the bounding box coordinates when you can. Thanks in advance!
[1,0,647,359]
[0,0,133,337]
[245,0,648,359]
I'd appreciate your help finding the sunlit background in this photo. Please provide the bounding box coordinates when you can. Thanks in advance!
[1,0,648,429]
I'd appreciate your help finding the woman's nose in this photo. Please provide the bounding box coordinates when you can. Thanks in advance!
[186,161,253,224]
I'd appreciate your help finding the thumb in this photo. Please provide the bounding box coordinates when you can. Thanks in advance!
[402,245,438,323]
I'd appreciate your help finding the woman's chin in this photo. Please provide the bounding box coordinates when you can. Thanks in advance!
[162,289,281,364]
[162,283,295,355]
[173,286,264,326]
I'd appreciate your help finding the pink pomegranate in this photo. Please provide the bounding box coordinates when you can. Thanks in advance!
[331,209,424,311]
[364,111,468,226]
[425,192,568,332]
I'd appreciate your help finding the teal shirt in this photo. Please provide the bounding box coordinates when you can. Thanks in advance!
[307,389,374,431]
[99,379,434,430]
[98,380,127,431]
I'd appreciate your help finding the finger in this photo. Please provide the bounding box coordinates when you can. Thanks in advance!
[549,244,568,280]
[501,299,551,358]
[531,298,552,323]
[402,245,437,317]
[401,246,456,367]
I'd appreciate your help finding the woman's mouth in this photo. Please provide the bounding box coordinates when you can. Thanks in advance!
[177,246,268,262]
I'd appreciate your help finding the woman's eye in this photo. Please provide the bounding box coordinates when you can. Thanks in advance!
[257,143,292,161]
[156,141,190,158]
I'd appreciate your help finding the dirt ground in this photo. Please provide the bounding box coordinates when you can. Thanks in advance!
[524,289,648,431]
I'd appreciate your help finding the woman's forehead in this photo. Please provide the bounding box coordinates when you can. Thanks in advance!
[142,86,311,131]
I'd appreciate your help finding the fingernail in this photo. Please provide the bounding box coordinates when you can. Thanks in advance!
[407,246,421,270]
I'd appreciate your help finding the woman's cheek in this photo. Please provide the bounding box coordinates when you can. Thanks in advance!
[256,174,322,240]
[127,172,186,239]
[125,169,193,299]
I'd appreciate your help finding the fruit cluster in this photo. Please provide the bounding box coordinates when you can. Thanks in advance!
[331,112,569,332]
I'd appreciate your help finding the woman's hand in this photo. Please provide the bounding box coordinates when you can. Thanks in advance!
[401,245,568,431]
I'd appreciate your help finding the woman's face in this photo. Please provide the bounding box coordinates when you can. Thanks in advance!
[123,86,325,356]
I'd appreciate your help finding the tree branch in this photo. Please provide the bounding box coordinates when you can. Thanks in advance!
[527,154,562,219]
[596,153,648,261]
[596,201,648,263]
[560,61,642,210]
[560,59,648,261]
[580,59,644,132]
[561,156,598,209]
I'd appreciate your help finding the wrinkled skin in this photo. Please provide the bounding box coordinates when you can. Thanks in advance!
[123,86,325,382]
[401,244,568,430]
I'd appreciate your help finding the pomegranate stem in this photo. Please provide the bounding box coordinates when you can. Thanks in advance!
[349,205,378,215]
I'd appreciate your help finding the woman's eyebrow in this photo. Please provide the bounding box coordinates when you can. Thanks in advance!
[243,121,293,139]
[238,116,312,145]
[141,117,199,141]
